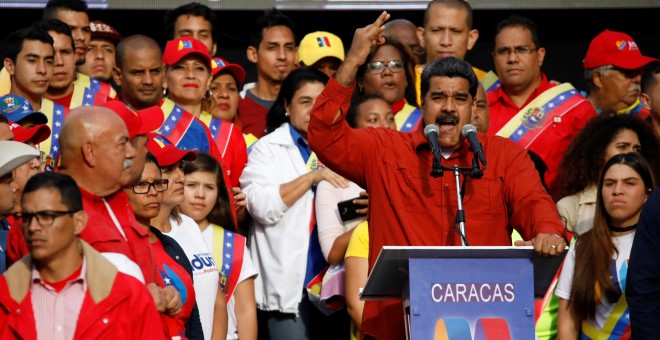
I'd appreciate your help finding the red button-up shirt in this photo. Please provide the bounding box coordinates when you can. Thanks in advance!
[487,74,596,193]
[309,77,564,340]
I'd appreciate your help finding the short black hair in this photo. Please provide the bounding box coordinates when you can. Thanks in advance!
[23,172,83,212]
[145,152,160,168]
[249,9,296,49]
[494,14,541,48]
[42,0,88,21]
[33,20,75,51]
[346,93,387,128]
[3,25,54,63]
[0,115,8,124]
[420,57,478,101]
[642,61,660,94]
[424,0,473,29]
[163,2,219,44]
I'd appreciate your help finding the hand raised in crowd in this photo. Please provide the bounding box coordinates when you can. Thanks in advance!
[164,285,183,316]
[146,282,167,312]
[313,167,349,189]
[336,11,391,87]
[355,191,369,215]
[514,232,567,257]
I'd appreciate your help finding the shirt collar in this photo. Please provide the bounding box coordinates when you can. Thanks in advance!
[32,256,87,287]
[490,73,550,109]
[289,124,310,150]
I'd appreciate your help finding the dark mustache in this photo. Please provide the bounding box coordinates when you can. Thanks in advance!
[435,113,459,125]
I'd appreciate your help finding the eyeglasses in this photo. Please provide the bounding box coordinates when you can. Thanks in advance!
[603,66,643,79]
[494,46,537,57]
[132,179,169,194]
[366,60,404,74]
[17,210,80,227]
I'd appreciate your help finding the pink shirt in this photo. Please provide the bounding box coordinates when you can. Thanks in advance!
[31,259,87,340]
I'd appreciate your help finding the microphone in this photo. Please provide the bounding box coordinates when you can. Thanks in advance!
[424,124,442,156]
[424,124,443,177]
[461,124,486,166]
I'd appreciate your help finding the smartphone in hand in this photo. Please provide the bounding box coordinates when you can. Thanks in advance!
[337,196,366,222]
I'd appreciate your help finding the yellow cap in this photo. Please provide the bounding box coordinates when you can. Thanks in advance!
[298,31,344,66]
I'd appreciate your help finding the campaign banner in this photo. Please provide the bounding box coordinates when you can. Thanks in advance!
[408,258,534,339]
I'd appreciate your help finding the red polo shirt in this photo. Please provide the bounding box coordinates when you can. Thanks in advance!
[486,74,596,193]
[309,77,564,340]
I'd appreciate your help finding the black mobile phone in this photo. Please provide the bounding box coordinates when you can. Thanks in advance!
[337,196,366,222]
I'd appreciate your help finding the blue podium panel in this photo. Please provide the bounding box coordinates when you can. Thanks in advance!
[408,258,534,340]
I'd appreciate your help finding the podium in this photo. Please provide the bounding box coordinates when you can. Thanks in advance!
[361,246,564,339]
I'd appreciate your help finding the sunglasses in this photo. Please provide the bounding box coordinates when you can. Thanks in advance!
[366,60,404,74]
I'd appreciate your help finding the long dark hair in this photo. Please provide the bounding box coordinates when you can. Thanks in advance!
[569,152,655,321]
[182,152,236,230]
[355,37,417,106]
[266,68,329,134]
[556,114,660,198]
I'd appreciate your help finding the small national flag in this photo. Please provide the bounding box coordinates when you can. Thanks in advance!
[178,40,193,50]
[316,36,331,48]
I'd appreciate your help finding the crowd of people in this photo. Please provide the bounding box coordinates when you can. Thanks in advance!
[0,0,659,339]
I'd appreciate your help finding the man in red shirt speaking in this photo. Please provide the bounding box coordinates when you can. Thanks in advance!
[308,12,566,340]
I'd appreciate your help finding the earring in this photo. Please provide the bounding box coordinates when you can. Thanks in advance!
[162,87,169,97]
[204,89,213,101]
[285,112,289,117]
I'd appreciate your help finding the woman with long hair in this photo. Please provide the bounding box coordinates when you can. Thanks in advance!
[179,153,257,340]
[124,152,203,339]
[355,37,419,132]
[241,68,348,339]
[555,114,659,236]
[556,152,656,339]
[146,133,228,340]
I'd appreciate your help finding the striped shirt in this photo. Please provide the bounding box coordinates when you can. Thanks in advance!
[31,258,87,340]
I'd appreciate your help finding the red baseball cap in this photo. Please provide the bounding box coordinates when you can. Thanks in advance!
[583,30,658,70]
[211,57,246,85]
[162,37,211,67]
[102,101,165,139]
[145,133,197,167]
[9,122,50,145]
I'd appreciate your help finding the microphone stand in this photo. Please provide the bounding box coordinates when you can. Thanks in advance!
[430,153,486,247]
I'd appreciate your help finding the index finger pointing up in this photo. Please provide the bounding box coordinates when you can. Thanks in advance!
[374,11,390,28]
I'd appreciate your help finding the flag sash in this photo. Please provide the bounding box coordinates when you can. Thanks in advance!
[159,99,194,146]
[200,114,233,158]
[211,226,245,302]
[495,83,586,149]
[395,104,422,132]
[39,98,67,161]
[481,70,502,93]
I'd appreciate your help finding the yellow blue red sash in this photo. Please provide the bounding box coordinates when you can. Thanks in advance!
[70,83,109,108]
[38,98,66,161]
[244,133,258,153]
[75,72,117,99]
[199,113,233,157]
[481,71,501,94]
[496,83,586,149]
[211,225,245,302]
[395,103,422,132]
[159,99,195,147]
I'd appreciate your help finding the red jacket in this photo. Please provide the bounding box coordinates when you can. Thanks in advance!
[0,241,165,339]
[308,77,565,340]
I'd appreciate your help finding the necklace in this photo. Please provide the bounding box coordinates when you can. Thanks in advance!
[608,223,638,234]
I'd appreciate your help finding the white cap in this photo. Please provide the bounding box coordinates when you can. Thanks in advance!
[0,141,40,178]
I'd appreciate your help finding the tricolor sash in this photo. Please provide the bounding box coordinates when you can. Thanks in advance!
[159,99,195,146]
[38,98,67,161]
[70,83,109,108]
[481,71,502,94]
[199,113,233,158]
[395,103,422,132]
[211,225,245,302]
[75,72,117,98]
[244,133,258,154]
[580,260,631,339]
[496,83,587,149]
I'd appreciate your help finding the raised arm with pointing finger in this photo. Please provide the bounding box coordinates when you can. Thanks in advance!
[308,12,565,340]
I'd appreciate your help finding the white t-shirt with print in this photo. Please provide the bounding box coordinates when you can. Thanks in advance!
[166,214,219,340]
[556,231,635,336]
[202,225,258,340]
